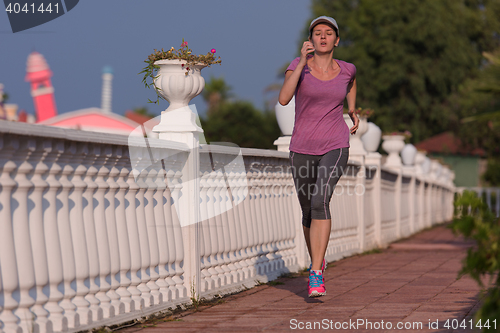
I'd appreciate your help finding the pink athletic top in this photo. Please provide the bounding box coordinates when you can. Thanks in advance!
[286,56,356,155]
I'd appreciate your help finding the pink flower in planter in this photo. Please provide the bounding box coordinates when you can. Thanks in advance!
[211,48,216,53]
[181,41,188,47]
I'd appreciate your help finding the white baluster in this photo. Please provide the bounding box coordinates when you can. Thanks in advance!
[68,143,92,325]
[152,155,173,303]
[56,142,80,329]
[134,166,154,308]
[93,145,115,318]
[267,162,282,272]
[42,141,67,331]
[276,163,290,266]
[82,145,104,321]
[248,162,263,276]
[198,165,213,292]
[143,166,163,305]
[232,163,250,280]
[205,170,223,289]
[256,161,271,275]
[486,188,492,212]
[103,147,125,314]
[0,135,22,333]
[214,164,232,286]
[274,162,288,267]
[225,159,244,283]
[496,189,500,218]
[11,137,38,332]
[26,140,52,333]
[170,168,186,298]
[217,156,238,284]
[243,161,258,278]
[124,151,146,310]
[114,147,134,313]
[283,161,296,266]
[268,160,280,269]
[161,167,181,299]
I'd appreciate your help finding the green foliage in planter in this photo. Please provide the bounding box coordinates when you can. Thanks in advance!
[450,190,500,332]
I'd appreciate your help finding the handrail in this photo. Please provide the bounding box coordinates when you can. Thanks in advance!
[0,122,455,333]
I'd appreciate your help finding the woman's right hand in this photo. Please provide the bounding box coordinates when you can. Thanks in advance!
[279,41,314,105]
[300,41,315,64]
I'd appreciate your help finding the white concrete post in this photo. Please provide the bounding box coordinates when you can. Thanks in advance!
[344,116,367,254]
[274,136,291,152]
[396,170,403,239]
[274,96,295,153]
[425,181,432,228]
[402,166,416,235]
[153,105,203,301]
[365,152,382,247]
[355,161,366,252]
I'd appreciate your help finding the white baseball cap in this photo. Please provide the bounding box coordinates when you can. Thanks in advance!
[309,16,339,36]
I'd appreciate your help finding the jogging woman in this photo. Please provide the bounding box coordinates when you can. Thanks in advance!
[278,16,358,297]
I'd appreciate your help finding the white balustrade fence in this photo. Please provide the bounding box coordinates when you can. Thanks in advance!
[0,121,454,333]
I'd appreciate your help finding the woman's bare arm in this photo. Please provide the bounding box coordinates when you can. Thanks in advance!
[278,41,314,105]
[346,77,358,134]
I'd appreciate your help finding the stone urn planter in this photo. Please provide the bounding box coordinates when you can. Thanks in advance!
[422,156,432,174]
[401,143,417,166]
[381,135,405,167]
[441,167,450,184]
[430,160,442,180]
[152,59,206,133]
[343,114,369,155]
[275,96,295,136]
[361,122,382,153]
[415,151,427,174]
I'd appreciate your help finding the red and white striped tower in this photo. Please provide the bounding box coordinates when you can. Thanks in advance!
[25,52,58,122]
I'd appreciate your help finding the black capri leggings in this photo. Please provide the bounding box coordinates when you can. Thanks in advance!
[290,148,349,228]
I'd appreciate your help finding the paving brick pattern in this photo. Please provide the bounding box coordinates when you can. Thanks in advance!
[118,225,490,333]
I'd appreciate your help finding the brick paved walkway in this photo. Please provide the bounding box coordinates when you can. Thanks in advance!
[118,224,488,333]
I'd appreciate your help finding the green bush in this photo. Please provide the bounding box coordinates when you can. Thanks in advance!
[483,158,500,187]
[450,190,500,332]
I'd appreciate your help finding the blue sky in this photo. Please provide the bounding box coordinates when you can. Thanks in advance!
[0,0,311,118]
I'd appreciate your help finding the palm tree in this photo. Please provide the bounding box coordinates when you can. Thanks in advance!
[461,50,500,127]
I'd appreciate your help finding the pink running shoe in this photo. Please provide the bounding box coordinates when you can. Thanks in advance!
[308,270,326,297]
[307,259,327,273]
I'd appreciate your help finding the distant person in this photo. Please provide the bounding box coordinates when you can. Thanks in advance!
[278,16,358,297]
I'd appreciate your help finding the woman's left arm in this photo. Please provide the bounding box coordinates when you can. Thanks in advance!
[346,77,358,135]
